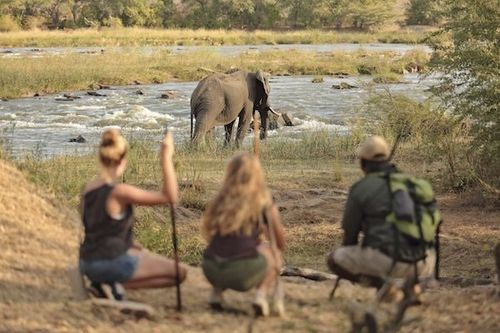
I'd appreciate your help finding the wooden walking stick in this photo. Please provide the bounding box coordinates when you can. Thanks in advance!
[170,202,182,312]
[164,128,182,312]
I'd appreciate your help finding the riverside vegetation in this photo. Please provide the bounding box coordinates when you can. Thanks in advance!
[0,28,430,47]
[4,92,476,266]
[0,48,430,98]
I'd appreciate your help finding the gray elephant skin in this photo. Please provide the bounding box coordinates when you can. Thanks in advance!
[190,70,277,145]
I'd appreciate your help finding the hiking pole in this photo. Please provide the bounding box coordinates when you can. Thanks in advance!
[163,128,182,312]
[329,277,341,300]
[435,222,441,281]
[169,202,182,312]
[388,131,404,161]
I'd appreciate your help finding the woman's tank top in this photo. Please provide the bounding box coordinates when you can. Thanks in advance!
[204,228,261,260]
[204,210,268,260]
[79,184,134,261]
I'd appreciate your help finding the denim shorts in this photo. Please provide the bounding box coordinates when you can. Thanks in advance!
[80,254,139,283]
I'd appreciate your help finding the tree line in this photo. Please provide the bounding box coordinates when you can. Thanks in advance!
[0,0,441,31]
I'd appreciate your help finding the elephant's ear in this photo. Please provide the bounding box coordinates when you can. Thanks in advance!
[256,70,270,96]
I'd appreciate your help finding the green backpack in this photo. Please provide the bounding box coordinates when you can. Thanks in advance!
[375,171,441,263]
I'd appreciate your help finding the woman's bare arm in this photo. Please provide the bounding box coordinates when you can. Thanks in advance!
[111,132,178,206]
[265,204,285,251]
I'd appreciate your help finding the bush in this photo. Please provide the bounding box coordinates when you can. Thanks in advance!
[0,16,20,32]
[430,0,500,190]
[406,0,442,25]
[102,17,123,28]
[364,92,473,190]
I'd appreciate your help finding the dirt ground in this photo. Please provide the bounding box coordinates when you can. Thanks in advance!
[1,159,499,333]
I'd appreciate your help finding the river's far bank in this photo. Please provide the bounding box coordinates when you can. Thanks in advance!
[0,47,430,99]
[0,27,434,48]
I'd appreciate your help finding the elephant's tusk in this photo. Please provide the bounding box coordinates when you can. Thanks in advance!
[269,107,281,117]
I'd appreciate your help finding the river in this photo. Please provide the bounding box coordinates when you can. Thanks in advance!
[0,43,431,58]
[0,73,437,158]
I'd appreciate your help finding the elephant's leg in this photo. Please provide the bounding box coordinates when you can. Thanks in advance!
[192,112,218,145]
[224,120,236,145]
[235,106,253,146]
[260,110,268,140]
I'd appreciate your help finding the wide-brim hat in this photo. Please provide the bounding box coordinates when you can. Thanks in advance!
[358,135,390,162]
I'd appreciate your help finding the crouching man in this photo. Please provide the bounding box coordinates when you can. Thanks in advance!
[327,136,439,298]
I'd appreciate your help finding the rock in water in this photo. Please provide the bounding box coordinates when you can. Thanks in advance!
[161,90,179,99]
[281,113,294,126]
[69,135,86,143]
[87,91,106,97]
[312,76,324,83]
[332,82,357,90]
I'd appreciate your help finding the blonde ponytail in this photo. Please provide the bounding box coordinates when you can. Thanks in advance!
[99,129,128,167]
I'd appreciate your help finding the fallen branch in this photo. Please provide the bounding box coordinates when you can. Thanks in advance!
[280,266,337,281]
[332,189,348,196]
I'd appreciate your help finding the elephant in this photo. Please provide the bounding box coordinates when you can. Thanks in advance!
[190,70,279,146]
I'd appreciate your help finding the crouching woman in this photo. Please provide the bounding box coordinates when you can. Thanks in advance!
[201,153,285,317]
[79,129,187,299]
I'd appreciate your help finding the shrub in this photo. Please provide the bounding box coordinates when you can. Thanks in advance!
[364,92,473,190]
[429,0,500,190]
[0,16,20,32]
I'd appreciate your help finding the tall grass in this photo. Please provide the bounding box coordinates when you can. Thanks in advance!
[13,131,362,262]
[0,48,430,98]
[0,27,431,48]
[10,97,478,264]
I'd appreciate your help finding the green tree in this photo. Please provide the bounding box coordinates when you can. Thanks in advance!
[279,0,322,28]
[430,0,500,187]
[405,0,441,25]
[347,0,397,30]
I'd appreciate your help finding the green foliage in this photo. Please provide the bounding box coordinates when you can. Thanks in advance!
[405,0,442,25]
[347,0,398,30]
[364,92,473,190]
[430,0,500,187]
[0,0,412,30]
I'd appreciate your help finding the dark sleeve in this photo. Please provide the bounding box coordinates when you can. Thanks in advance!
[341,187,363,246]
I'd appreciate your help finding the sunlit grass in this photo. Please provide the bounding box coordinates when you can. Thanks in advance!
[0,27,432,48]
[0,48,430,98]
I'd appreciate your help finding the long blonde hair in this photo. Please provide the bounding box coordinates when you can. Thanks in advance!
[99,129,128,167]
[202,153,272,241]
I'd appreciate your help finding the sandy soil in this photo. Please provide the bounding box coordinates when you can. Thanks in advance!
[1,159,499,333]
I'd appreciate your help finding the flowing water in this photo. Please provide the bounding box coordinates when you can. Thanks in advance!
[0,73,438,158]
[0,43,431,58]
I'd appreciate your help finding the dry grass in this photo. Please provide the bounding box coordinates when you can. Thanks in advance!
[0,27,431,48]
[1,155,499,333]
[0,48,430,98]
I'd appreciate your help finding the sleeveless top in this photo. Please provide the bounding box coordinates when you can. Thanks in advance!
[79,184,134,261]
[204,229,261,260]
[204,210,268,260]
